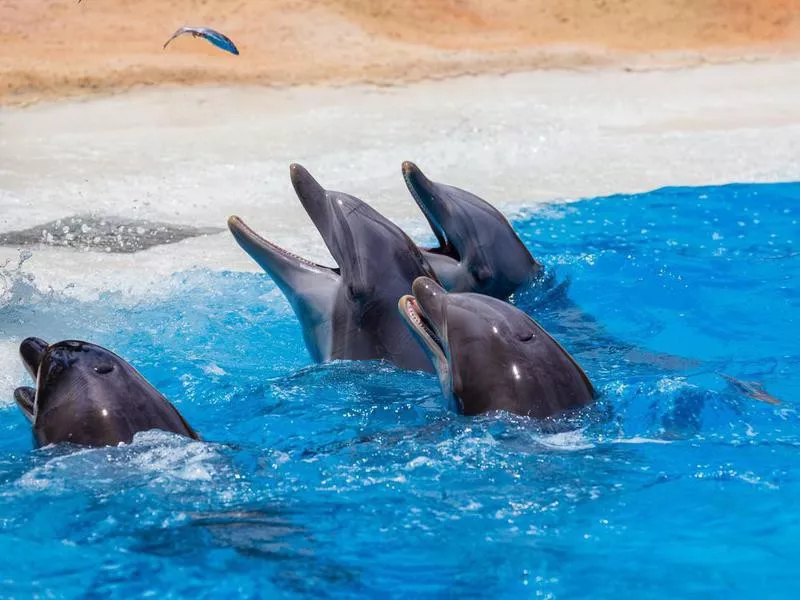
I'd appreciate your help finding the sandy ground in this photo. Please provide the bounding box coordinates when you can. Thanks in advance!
[2,0,800,105]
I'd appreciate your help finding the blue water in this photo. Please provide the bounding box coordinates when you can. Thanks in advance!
[0,182,798,598]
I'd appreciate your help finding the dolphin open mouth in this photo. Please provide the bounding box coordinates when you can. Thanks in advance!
[15,337,49,423]
[227,216,338,274]
[402,161,459,260]
[398,295,446,369]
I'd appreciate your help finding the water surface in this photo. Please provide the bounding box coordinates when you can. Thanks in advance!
[0,182,798,598]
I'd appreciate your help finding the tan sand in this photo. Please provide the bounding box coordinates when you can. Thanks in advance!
[2,0,800,106]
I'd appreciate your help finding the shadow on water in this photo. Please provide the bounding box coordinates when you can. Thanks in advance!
[0,215,224,254]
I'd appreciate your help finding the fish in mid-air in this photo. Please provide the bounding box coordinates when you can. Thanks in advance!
[163,26,240,56]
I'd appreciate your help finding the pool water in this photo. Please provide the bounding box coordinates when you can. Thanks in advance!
[0,182,798,598]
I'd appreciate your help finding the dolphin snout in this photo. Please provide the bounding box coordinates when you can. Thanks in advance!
[402,161,436,195]
[412,276,445,301]
[227,215,250,244]
[290,163,326,206]
[402,161,431,185]
[402,161,419,178]
[20,337,48,379]
[227,215,243,230]
[227,216,268,257]
[289,163,335,237]
[411,276,447,326]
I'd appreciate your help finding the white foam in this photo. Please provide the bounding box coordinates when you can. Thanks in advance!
[0,339,26,406]
[613,437,672,445]
[16,431,222,493]
[537,429,595,450]
[1,60,799,306]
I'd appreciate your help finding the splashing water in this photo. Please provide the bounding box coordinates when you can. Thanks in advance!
[0,182,798,597]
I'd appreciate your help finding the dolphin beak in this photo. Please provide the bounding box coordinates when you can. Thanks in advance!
[402,161,435,198]
[398,295,445,371]
[402,161,451,252]
[228,215,263,255]
[290,163,325,200]
[19,337,48,380]
[411,276,447,327]
[290,163,333,234]
[228,215,330,273]
[13,387,36,423]
[289,163,352,265]
[398,276,449,370]
[228,215,272,259]
[228,215,285,269]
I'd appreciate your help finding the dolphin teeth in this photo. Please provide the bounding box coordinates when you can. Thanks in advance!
[404,298,443,351]
[269,241,326,269]
[233,217,332,271]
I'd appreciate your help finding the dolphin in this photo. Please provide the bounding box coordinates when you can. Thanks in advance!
[13,337,199,447]
[401,162,700,377]
[402,161,544,299]
[399,277,596,417]
[228,164,438,372]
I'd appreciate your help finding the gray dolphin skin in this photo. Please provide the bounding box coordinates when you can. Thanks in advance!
[402,161,543,299]
[399,277,595,417]
[13,337,199,447]
[228,163,438,372]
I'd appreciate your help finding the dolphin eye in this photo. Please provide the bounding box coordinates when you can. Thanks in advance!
[94,363,114,374]
[515,326,536,342]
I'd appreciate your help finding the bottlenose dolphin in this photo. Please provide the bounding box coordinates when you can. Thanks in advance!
[228,164,437,372]
[13,337,199,447]
[399,277,596,417]
[402,161,543,299]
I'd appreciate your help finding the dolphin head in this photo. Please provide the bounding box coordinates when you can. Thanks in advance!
[290,163,433,303]
[31,340,135,416]
[230,164,436,371]
[402,161,543,299]
[399,277,595,417]
[14,338,199,447]
[228,165,343,363]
